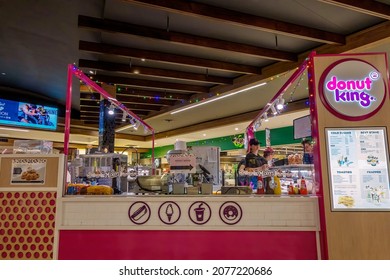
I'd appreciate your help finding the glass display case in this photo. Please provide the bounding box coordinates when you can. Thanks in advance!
[67,153,128,195]
[270,164,314,195]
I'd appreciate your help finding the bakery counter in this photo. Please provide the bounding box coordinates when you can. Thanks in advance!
[55,194,321,260]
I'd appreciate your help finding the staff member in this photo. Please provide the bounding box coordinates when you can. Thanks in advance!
[240,138,267,172]
[302,139,314,164]
[262,147,274,167]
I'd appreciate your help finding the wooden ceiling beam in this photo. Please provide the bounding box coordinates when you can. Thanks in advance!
[80,92,177,106]
[81,99,163,111]
[79,59,233,85]
[80,105,150,116]
[146,98,309,141]
[125,0,345,45]
[78,15,297,62]
[184,20,390,115]
[117,88,191,101]
[79,41,260,75]
[319,0,390,20]
[92,74,210,93]
[80,85,191,101]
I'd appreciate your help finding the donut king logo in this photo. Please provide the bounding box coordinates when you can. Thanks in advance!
[319,59,387,120]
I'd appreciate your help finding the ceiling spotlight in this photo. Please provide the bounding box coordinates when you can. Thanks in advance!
[133,121,140,130]
[108,104,115,115]
[263,113,269,122]
[254,120,261,131]
[270,104,278,115]
[276,97,285,110]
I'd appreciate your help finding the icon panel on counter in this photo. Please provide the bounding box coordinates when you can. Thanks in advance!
[128,202,151,225]
[219,201,242,225]
[128,201,244,225]
[158,201,181,225]
[188,201,211,225]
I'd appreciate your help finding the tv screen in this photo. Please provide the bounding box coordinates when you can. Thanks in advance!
[293,115,311,139]
[0,98,58,130]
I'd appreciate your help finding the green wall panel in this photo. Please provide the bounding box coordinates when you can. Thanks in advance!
[142,125,304,158]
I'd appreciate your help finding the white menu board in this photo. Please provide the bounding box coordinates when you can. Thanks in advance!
[325,127,390,211]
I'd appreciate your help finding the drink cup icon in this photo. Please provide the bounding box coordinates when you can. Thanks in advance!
[194,203,205,221]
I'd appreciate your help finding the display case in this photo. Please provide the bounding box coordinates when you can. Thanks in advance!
[13,139,53,154]
[67,153,128,195]
[271,164,314,195]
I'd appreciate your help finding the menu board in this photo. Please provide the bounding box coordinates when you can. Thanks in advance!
[325,127,390,211]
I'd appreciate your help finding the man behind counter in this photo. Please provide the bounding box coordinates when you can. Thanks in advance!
[241,138,268,172]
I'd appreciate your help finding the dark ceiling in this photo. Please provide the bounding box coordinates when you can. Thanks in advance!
[2,0,390,139]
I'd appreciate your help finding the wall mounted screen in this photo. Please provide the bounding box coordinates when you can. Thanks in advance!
[0,98,58,130]
[293,115,311,140]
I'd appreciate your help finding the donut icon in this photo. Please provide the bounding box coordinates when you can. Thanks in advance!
[219,201,242,225]
[223,205,239,220]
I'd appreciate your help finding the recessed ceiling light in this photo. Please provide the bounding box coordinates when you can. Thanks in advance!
[89,70,94,74]
[133,70,140,74]
[203,133,206,137]
[235,127,238,131]
[141,58,146,62]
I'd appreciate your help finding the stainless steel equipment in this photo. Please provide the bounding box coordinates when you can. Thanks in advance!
[70,153,128,194]
[136,174,169,193]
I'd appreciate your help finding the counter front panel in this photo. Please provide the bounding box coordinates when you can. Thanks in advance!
[56,195,320,260]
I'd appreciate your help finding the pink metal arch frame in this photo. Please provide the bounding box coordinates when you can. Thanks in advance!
[63,64,155,169]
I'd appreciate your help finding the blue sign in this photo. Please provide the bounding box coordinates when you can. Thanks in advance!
[0,99,58,130]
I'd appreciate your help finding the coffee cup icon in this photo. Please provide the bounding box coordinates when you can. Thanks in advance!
[194,203,205,221]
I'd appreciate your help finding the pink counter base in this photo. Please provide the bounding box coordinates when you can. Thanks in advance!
[58,230,318,260]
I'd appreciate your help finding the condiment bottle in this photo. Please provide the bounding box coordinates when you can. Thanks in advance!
[273,176,282,195]
[300,176,308,195]
[288,182,294,195]
[257,175,264,194]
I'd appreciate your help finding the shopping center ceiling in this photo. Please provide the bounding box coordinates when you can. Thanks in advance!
[2,0,390,148]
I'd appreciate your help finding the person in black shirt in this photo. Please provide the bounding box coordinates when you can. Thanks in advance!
[241,138,267,172]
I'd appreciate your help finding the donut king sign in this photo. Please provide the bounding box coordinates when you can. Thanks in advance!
[319,58,387,120]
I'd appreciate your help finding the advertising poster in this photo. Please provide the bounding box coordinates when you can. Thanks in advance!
[11,158,47,184]
[0,98,58,130]
[325,127,390,210]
